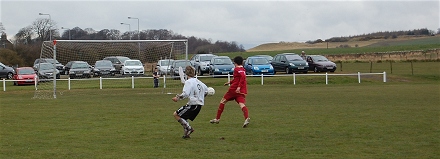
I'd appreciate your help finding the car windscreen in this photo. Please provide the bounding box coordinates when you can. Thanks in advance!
[18,69,35,75]
[72,63,89,69]
[39,64,55,70]
[45,59,60,64]
[118,57,131,63]
[126,61,142,66]
[200,55,215,61]
[312,56,329,62]
[286,55,303,61]
[161,60,173,66]
[213,58,232,65]
[175,61,189,67]
[252,58,269,65]
[96,61,113,67]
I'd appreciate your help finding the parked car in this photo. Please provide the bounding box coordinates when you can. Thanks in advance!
[209,56,235,76]
[34,58,64,74]
[0,62,15,79]
[13,67,36,85]
[244,56,274,75]
[190,54,217,76]
[92,60,117,76]
[306,55,337,72]
[170,60,191,78]
[121,59,144,76]
[271,53,309,74]
[156,59,174,75]
[103,56,131,73]
[252,55,274,62]
[68,61,93,78]
[33,62,61,80]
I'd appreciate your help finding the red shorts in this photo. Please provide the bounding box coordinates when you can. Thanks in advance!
[223,91,246,104]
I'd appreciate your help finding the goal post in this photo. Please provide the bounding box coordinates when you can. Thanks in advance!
[34,39,188,99]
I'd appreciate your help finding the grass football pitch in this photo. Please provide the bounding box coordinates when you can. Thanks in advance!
[1,79,439,158]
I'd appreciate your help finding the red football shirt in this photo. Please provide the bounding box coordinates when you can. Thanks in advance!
[228,66,247,95]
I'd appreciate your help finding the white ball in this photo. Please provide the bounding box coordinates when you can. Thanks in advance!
[207,87,215,96]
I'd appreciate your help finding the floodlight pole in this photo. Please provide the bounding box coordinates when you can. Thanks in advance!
[61,27,71,40]
[39,13,51,41]
[128,16,140,56]
[120,23,131,40]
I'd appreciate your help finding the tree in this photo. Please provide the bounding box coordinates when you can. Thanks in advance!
[0,22,5,34]
[15,26,34,44]
[32,18,57,41]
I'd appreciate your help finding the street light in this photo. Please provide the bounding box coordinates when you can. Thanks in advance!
[128,17,139,40]
[120,23,131,40]
[39,13,51,41]
[61,27,71,40]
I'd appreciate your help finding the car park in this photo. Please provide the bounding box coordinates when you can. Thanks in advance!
[121,59,144,76]
[156,59,174,75]
[34,58,64,74]
[92,60,117,76]
[0,62,15,79]
[190,54,217,75]
[13,67,36,85]
[33,62,61,80]
[68,61,93,78]
[244,56,274,75]
[209,56,234,76]
[306,55,337,72]
[170,60,191,78]
[271,53,309,74]
[103,56,131,73]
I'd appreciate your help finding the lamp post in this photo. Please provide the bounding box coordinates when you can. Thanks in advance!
[39,13,51,41]
[61,27,71,40]
[127,17,139,40]
[120,23,131,40]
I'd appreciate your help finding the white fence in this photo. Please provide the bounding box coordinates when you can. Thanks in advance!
[2,72,386,92]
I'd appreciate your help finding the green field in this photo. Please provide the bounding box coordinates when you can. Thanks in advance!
[1,61,439,158]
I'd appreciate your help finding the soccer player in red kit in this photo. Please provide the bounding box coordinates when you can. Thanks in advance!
[210,56,250,128]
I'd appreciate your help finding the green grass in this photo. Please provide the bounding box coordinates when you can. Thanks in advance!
[1,81,439,158]
[1,61,439,158]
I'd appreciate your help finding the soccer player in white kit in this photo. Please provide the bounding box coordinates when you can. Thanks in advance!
[172,66,208,139]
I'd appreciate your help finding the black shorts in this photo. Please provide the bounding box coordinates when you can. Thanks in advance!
[176,105,202,121]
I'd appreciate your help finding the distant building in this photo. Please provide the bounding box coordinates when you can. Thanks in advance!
[0,33,13,50]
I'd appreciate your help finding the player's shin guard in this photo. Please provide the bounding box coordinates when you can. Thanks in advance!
[241,106,249,119]
[216,103,225,119]
[178,118,189,130]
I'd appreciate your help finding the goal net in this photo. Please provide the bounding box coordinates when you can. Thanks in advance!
[34,39,188,99]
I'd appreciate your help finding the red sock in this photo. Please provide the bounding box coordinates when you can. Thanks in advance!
[241,106,249,119]
[216,103,225,119]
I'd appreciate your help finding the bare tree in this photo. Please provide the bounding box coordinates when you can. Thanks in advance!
[0,22,5,34]
[32,18,57,41]
[15,26,34,44]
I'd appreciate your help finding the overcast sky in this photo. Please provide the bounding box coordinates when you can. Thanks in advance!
[1,0,439,49]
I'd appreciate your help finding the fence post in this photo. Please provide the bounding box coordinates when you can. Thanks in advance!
[68,77,71,90]
[383,72,386,83]
[325,72,328,85]
[358,72,361,83]
[132,76,135,89]
[100,77,102,89]
[3,79,5,91]
[261,74,264,85]
[293,73,296,85]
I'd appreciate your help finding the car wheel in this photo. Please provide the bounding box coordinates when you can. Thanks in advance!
[7,72,13,79]
[197,67,203,76]
[285,67,291,74]
[13,81,17,85]
[314,67,319,73]
[250,70,254,75]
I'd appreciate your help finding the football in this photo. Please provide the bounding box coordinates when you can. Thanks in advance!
[207,87,215,96]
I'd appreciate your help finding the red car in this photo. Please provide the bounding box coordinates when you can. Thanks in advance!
[13,67,37,85]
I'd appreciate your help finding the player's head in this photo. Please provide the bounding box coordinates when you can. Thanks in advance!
[185,65,195,77]
[233,56,244,65]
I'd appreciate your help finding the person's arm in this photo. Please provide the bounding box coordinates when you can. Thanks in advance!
[172,81,190,102]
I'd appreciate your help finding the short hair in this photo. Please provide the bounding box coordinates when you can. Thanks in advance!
[233,56,244,65]
[185,65,195,77]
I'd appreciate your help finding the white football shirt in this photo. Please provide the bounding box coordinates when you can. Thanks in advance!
[178,77,208,105]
